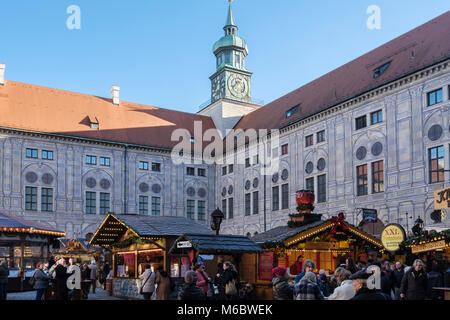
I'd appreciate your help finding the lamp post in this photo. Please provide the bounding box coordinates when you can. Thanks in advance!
[405,212,409,235]
[210,208,224,236]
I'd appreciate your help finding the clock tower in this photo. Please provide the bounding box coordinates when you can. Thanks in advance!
[210,1,252,104]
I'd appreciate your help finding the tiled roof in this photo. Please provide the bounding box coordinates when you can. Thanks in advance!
[234,11,450,132]
[116,214,213,237]
[169,233,263,254]
[0,81,216,151]
[0,211,65,236]
[251,220,325,244]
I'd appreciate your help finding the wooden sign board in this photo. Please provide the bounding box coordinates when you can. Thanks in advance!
[434,187,450,210]
[381,224,406,252]
[411,240,446,254]
[177,241,192,249]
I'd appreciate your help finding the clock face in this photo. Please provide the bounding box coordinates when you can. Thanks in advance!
[228,74,249,99]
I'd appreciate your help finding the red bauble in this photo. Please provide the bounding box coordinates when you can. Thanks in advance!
[296,190,315,206]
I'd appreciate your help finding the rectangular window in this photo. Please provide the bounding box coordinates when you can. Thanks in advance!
[317,175,326,203]
[235,53,241,66]
[317,130,325,143]
[86,155,97,165]
[357,165,368,196]
[197,168,206,177]
[427,88,443,106]
[26,148,38,159]
[86,192,96,214]
[187,200,195,220]
[228,164,234,174]
[151,162,161,172]
[356,116,367,130]
[429,146,444,183]
[245,158,250,168]
[245,193,251,216]
[139,161,149,171]
[281,144,288,156]
[225,52,231,64]
[197,200,205,221]
[370,110,383,125]
[272,186,279,211]
[41,188,53,212]
[100,193,110,215]
[281,184,289,209]
[253,191,259,215]
[186,167,195,176]
[228,198,234,219]
[42,150,54,160]
[305,135,314,147]
[100,157,110,167]
[139,196,148,215]
[25,187,37,211]
[152,197,161,216]
[222,199,227,220]
[372,160,384,193]
[306,177,314,193]
[222,166,227,176]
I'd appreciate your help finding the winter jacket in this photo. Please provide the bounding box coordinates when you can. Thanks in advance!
[139,269,156,293]
[196,270,211,294]
[351,287,391,300]
[391,268,404,288]
[427,271,444,300]
[81,267,91,281]
[54,264,69,300]
[380,270,393,296]
[33,269,50,290]
[400,269,428,300]
[293,278,324,300]
[294,272,323,293]
[155,271,172,300]
[325,280,355,300]
[0,262,8,284]
[272,276,293,300]
[178,283,206,300]
[290,261,303,275]
[88,263,98,280]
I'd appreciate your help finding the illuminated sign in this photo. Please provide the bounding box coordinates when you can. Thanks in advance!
[381,224,406,252]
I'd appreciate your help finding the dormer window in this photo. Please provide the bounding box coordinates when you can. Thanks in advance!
[373,61,391,79]
[286,105,299,118]
[88,115,99,130]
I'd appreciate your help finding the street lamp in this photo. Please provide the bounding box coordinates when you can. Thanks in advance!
[210,208,224,236]
[412,217,424,236]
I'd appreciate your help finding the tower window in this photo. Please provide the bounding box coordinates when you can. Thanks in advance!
[217,54,222,66]
[235,53,240,66]
[225,52,231,64]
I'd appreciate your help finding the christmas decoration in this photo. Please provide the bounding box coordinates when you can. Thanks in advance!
[329,212,349,235]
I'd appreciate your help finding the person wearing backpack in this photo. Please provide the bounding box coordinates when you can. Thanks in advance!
[31,262,50,300]
[139,264,156,300]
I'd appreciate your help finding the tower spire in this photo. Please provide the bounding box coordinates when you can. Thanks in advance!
[225,0,236,27]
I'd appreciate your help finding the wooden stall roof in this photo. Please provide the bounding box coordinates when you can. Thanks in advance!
[252,219,383,248]
[0,211,65,237]
[55,238,103,254]
[168,233,263,255]
[90,213,213,246]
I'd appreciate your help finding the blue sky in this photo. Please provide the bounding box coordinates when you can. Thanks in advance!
[1,1,449,114]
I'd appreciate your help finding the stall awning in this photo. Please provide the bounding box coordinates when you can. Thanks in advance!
[168,234,263,255]
[0,212,65,237]
[90,213,213,246]
[252,218,383,248]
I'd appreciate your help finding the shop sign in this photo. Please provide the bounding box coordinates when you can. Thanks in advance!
[381,224,406,252]
[411,240,446,254]
[177,241,192,249]
[362,209,378,222]
[434,187,450,210]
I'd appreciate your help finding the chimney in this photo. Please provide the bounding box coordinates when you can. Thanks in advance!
[110,85,120,106]
[0,64,5,86]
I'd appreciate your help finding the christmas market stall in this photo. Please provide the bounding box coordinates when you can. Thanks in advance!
[0,212,65,292]
[89,213,213,299]
[242,190,383,300]
[52,238,105,264]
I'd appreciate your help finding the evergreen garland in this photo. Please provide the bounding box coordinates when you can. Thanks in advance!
[400,229,449,247]
[112,237,153,249]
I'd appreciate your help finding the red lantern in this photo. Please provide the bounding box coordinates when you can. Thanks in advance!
[296,190,315,206]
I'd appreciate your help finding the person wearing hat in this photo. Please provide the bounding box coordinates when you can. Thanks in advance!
[178,270,205,300]
[350,269,390,300]
[272,267,293,300]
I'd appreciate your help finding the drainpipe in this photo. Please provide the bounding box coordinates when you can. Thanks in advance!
[263,139,267,232]
[124,145,128,214]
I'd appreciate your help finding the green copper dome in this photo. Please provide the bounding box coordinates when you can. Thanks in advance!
[213,2,248,55]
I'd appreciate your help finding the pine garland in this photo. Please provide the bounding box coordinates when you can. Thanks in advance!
[112,237,152,249]
[400,229,449,247]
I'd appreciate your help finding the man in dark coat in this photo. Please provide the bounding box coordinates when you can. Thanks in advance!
[390,262,405,300]
[178,271,205,300]
[427,264,444,300]
[350,269,391,300]
[0,260,9,300]
[400,259,428,300]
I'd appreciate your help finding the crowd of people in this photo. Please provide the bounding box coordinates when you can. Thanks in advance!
[272,255,450,300]
[0,257,111,300]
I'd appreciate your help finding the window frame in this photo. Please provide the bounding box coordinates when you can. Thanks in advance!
[186,199,195,220]
[281,184,289,209]
[100,157,110,167]
[42,150,54,160]
[370,110,383,125]
[228,197,234,219]
[41,188,53,212]
[186,167,195,176]
[245,193,251,216]
[429,146,445,184]
[25,186,38,211]
[317,175,326,203]
[252,191,259,215]
[26,148,38,159]
[139,161,149,171]
[86,155,97,165]
[317,130,326,143]
[86,191,96,214]
[151,197,161,216]
[99,192,110,215]
[305,135,314,147]
[372,160,384,194]
[356,164,368,196]
[139,195,149,215]
[355,116,367,130]
[427,88,443,107]
[281,144,289,156]
[305,177,314,193]
[272,186,279,211]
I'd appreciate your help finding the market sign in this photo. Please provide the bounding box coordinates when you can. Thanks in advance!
[434,187,450,210]
[381,224,406,252]
[411,240,446,254]
[176,241,192,249]
[362,209,378,222]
